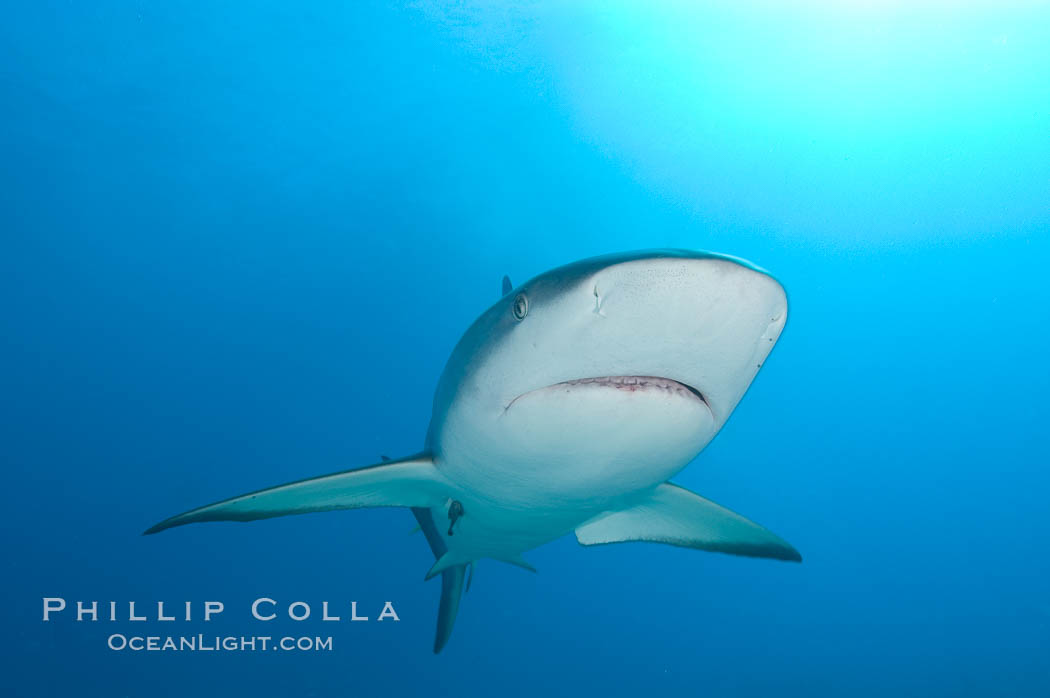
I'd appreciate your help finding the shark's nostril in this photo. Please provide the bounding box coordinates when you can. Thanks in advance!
[592,285,606,317]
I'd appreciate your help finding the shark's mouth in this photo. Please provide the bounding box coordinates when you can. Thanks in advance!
[558,376,707,404]
[506,375,708,412]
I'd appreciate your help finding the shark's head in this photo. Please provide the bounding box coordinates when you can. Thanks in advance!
[429,250,787,497]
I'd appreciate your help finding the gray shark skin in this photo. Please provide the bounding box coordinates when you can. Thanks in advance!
[145,249,799,653]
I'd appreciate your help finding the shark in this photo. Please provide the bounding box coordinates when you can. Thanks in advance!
[145,249,799,652]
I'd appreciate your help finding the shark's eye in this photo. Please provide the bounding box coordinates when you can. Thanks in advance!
[512,293,529,321]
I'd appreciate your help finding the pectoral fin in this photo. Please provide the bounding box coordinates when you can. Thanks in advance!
[144,453,448,534]
[575,483,801,562]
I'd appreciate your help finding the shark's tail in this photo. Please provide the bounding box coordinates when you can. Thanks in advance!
[411,506,466,653]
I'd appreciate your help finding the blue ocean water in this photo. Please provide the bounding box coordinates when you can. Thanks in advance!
[3,1,1049,695]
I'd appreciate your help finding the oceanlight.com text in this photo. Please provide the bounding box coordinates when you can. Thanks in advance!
[107,634,334,652]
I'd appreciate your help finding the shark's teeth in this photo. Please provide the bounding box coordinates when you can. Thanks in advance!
[557,376,706,403]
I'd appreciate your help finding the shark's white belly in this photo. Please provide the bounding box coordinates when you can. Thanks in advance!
[430,378,715,559]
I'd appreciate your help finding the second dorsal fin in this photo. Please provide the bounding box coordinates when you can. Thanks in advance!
[501,275,512,296]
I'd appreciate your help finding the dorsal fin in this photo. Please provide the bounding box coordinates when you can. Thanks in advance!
[501,275,512,296]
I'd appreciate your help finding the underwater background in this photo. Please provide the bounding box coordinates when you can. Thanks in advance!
[4,1,1049,696]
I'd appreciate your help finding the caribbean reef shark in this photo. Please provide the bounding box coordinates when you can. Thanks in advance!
[145,249,799,652]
